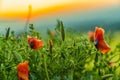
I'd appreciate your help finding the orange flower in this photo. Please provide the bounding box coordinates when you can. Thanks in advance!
[27,35,44,50]
[17,61,29,80]
[94,27,111,54]
[88,31,94,42]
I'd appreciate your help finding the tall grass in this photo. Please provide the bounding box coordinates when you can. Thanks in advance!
[0,21,120,80]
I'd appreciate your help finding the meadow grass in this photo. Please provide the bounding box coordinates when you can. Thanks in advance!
[0,21,120,80]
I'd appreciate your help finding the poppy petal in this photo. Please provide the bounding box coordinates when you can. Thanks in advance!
[17,61,29,80]
[37,40,44,47]
[94,27,111,54]
[94,27,104,41]
[96,40,111,54]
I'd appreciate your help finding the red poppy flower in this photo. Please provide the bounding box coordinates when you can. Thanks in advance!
[94,27,111,54]
[27,35,44,50]
[17,61,29,80]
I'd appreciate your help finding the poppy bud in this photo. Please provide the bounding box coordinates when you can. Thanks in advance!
[60,21,65,41]
[49,40,53,54]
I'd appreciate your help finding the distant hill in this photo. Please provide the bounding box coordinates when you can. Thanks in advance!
[0,6,120,34]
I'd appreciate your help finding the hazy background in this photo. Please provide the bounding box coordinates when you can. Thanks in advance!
[0,0,120,35]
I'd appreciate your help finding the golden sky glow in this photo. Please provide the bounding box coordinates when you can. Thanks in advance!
[0,0,119,20]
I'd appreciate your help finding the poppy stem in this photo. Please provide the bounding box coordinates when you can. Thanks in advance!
[44,54,50,80]
[68,69,74,80]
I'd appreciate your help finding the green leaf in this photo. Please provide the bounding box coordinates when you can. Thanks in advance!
[29,24,34,30]
[14,53,23,63]
[5,27,10,40]
[101,74,113,80]
[47,29,51,35]
[55,20,61,32]
[87,73,93,80]
[68,70,74,80]
[60,21,65,41]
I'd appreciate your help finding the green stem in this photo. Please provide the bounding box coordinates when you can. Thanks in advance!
[44,54,50,80]
[69,69,74,80]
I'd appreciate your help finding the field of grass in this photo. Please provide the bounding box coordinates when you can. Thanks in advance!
[0,20,120,80]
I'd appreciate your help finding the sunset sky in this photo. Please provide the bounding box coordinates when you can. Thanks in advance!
[0,0,120,34]
[0,0,119,20]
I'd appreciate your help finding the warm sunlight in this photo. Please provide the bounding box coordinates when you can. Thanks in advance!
[0,0,120,79]
[0,0,119,19]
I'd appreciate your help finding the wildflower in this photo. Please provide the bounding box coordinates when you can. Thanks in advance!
[88,31,94,42]
[94,27,111,54]
[27,35,44,50]
[17,61,29,80]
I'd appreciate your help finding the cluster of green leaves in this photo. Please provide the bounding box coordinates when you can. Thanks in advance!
[0,20,120,80]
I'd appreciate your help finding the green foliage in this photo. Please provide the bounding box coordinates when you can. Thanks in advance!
[5,27,10,40]
[28,24,41,38]
[55,20,65,41]
[0,22,120,80]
